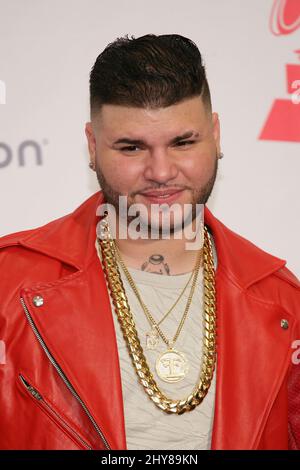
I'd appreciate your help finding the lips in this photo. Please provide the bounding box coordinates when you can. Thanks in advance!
[139,189,184,204]
[142,189,181,196]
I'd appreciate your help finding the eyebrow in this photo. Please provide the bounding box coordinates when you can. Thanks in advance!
[112,131,200,146]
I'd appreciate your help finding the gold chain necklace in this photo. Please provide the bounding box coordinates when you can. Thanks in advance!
[97,216,217,414]
[112,237,203,382]
[114,241,199,351]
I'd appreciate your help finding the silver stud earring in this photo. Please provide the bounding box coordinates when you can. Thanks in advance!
[218,152,224,159]
[89,161,95,170]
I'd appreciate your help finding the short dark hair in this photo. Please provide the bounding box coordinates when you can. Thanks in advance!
[89,33,212,118]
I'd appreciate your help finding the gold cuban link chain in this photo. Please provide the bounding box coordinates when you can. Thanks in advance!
[97,217,217,414]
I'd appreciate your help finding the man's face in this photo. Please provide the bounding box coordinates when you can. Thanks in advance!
[85,95,220,233]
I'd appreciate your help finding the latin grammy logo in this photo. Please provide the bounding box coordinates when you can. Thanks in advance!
[259,0,300,142]
[270,0,300,35]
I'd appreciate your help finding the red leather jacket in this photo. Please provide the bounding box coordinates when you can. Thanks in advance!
[0,191,300,450]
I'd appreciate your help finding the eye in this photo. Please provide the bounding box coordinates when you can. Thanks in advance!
[175,140,195,147]
[120,145,140,153]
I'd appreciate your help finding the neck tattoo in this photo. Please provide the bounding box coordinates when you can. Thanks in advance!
[141,254,170,275]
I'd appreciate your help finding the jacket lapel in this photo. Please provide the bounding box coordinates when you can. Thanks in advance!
[20,251,127,450]
[210,267,295,449]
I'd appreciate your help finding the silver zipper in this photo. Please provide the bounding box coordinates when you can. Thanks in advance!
[20,296,111,450]
[19,374,92,450]
[20,375,42,400]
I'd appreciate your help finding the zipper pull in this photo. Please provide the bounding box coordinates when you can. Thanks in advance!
[27,385,42,400]
[19,375,42,400]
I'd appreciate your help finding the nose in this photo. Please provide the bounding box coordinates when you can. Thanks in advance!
[143,149,178,184]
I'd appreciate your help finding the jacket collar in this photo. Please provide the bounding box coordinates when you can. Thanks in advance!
[16,190,286,288]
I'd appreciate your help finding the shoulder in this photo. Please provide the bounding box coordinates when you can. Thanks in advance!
[206,208,300,319]
[0,226,44,268]
[248,264,300,332]
[0,210,69,251]
[0,218,71,290]
[274,265,300,290]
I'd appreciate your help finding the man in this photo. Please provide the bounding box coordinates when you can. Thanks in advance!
[0,34,300,451]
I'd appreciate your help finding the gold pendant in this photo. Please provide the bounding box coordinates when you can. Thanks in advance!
[155,348,189,383]
[146,327,159,350]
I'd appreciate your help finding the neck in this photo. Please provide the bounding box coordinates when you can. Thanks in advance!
[111,215,203,276]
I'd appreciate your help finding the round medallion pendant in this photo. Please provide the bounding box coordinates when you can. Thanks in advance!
[155,348,189,383]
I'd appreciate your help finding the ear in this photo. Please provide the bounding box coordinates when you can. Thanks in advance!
[85,122,96,166]
[211,112,221,155]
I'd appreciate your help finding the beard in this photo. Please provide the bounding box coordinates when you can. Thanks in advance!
[95,153,218,237]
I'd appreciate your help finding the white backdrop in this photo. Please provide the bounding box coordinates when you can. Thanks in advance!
[0,0,299,277]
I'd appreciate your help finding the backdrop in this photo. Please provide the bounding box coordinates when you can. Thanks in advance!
[0,0,299,277]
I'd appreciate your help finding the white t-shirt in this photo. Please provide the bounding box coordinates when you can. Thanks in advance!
[95,231,217,450]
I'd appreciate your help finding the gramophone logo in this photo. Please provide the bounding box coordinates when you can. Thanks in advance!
[259,0,300,142]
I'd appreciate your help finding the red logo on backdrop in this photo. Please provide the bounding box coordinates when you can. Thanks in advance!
[270,0,300,34]
[259,0,300,142]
